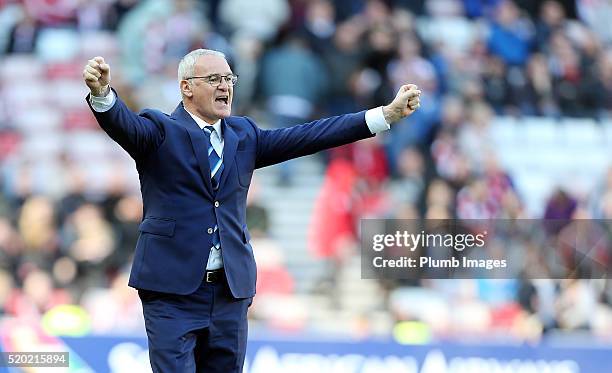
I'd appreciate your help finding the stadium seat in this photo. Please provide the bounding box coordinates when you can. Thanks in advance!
[1,83,48,113]
[561,118,603,147]
[522,117,560,148]
[490,116,519,147]
[0,55,44,82]
[20,133,63,159]
[65,131,115,160]
[79,31,120,61]
[603,120,612,147]
[12,107,62,134]
[35,28,81,62]
[512,170,558,215]
[48,79,89,110]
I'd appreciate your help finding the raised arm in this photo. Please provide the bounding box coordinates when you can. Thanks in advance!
[83,56,164,158]
[253,111,372,169]
[254,84,421,169]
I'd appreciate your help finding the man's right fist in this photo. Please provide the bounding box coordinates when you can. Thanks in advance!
[83,56,111,97]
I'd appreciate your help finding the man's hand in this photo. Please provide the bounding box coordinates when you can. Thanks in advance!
[83,56,111,97]
[382,84,421,124]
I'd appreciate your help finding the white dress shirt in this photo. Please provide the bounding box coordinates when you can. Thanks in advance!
[184,111,224,270]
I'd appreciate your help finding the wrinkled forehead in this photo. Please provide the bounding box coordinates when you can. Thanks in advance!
[194,55,232,76]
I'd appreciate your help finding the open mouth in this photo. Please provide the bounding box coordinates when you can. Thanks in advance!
[215,96,229,105]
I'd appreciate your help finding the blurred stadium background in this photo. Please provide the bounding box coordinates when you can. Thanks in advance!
[0,0,611,371]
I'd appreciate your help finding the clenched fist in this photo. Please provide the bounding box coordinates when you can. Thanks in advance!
[383,84,421,124]
[83,56,111,97]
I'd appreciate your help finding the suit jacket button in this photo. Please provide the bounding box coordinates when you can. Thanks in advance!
[214,201,220,208]
[207,228,213,234]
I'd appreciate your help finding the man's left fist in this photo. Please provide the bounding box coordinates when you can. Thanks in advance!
[383,84,421,124]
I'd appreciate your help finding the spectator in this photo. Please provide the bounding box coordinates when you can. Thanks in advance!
[556,279,598,330]
[56,160,88,223]
[245,179,270,237]
[389,147,426,207]
[300,0,336,54]
[103,0,140,31]
[599,49,612,114]
[18,196,58,254]
[456,178,498,219]
[260,33,328,127]
[548,30,602,117]
[487,0,534,66]
[22,0,78,26]
[535,0,567,52]
[81,272,144,334]
[260,33,328,183]
[431,129,472,188]
[5,268,71,319]
[482,56,513,113]
[425,178,455,216]
[308,158,358,262]
[357,23,396,108]
[577,0,612,44]
[4,7,40,54]
[105,194,142,276]
[219,0,290,41]
[517,53,557,115]
[321,19,365,115]
[62,204,114,265]
[543,188,578,235]
[0,269,12,315]
[458,102,495,168]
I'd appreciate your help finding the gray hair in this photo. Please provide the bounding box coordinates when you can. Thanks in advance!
[177,49,226,82]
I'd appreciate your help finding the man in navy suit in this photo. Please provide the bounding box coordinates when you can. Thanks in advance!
[83,49,420,372]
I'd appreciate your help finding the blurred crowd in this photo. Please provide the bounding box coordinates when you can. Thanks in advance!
[0,0,612,343]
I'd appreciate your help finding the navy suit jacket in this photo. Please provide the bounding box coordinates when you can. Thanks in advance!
[88,92,374,298]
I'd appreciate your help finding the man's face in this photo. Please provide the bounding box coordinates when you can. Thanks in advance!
[184,54,233,123]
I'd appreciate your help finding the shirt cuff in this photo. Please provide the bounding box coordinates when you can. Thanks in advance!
[365,106,390,134]
[89,89,116,112]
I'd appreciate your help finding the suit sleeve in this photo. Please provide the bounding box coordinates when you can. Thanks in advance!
[86,89,165,159]
[250,111,374,169]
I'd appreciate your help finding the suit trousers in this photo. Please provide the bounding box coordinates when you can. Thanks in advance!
[138,274,251,373]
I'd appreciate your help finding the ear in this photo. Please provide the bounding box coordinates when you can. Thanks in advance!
[180,80,193,98]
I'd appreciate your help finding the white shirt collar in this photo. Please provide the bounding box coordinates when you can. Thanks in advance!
[185,109,222,135]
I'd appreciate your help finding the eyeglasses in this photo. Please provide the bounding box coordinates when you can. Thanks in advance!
[186,74,238,87]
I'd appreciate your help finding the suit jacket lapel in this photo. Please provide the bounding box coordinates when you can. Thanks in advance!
[171,103,214,196]
[219,118,237,188]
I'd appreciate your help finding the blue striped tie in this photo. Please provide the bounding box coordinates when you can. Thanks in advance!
[203,126,224,269]
[203,127,224,190]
